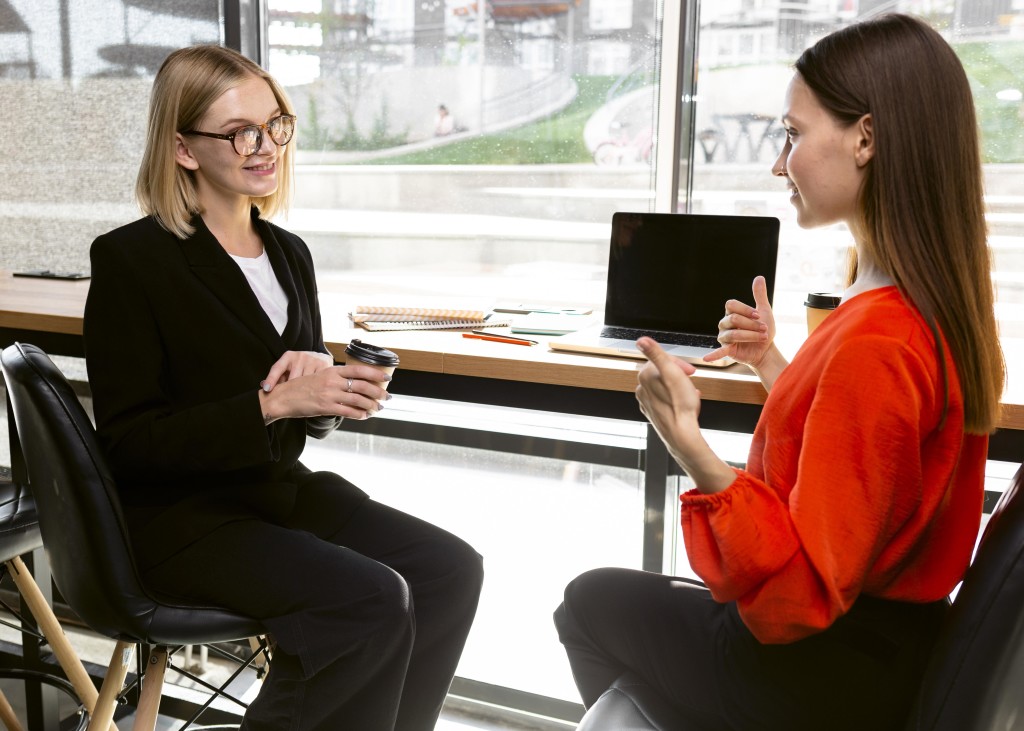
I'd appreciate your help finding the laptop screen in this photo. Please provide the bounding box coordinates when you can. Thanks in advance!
[604,213,779,334]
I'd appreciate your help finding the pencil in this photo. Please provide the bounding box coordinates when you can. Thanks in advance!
[462,332,537,346]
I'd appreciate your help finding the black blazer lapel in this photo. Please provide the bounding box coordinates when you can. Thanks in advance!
[178,213,286,357]
[255,215,307,349]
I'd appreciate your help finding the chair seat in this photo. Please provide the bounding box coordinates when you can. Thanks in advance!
[0,480,42,563]
[130,601,265,648]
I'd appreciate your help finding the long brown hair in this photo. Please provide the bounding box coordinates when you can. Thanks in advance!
[136,45,296,239]
[796,13,1004,434]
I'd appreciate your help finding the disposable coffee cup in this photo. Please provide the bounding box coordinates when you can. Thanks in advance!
[804,293,842,335]
[344,339,400,390]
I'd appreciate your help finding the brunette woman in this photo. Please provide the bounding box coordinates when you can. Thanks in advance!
[555,14,1004,729]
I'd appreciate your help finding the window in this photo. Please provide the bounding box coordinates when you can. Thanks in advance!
[692,1,1024,344]
[0,0,1020,717]
[268,0,661,319]
[0,0,220,276]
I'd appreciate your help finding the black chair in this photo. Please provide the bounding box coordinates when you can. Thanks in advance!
[0,342,269,731]
[576,464,1024,730]
[1,474,108,730]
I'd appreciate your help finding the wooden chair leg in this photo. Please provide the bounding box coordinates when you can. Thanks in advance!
[0,690,26,731]
[248,635,269,675]
[6,557,118,731]
[131,647,168,731]
[88,641,133,731]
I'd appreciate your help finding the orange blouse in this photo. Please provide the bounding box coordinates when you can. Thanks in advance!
[681,286,987,644]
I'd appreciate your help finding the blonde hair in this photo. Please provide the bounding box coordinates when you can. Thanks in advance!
[797,14,1004,434]
[135,45,295,239]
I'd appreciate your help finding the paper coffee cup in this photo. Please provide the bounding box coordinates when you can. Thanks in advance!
[344,339,400,390]
[804,293,842,334]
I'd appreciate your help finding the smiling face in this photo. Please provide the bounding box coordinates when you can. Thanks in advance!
[175,75,285,212]
[772,74,873,231]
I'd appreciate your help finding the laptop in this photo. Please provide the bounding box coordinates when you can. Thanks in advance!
[549,212,779,367]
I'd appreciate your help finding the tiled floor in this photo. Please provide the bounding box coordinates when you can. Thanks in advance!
[0,619,568,731]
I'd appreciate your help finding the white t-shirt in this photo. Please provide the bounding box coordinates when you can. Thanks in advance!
[230,250,289,335]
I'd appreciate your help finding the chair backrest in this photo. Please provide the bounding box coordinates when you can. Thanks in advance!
[0,342,158,641]
[907,464,1024,730]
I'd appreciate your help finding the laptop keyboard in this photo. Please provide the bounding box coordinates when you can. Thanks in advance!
[601,326,719,349]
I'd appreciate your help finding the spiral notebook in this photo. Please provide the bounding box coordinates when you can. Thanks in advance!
[351,306,511,331]
[355,317,512,332]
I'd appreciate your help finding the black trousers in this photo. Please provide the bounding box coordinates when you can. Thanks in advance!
[139,477,484,731]
[554,567,946,731]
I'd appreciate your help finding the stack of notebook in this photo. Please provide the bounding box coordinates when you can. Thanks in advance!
[350,306,512,332]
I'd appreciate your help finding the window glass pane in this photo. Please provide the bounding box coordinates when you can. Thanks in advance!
[268,0,664,703]
[300,398,647,703]
[692,1,1024,349]
[269,0,663,316]
[0,0,219,274]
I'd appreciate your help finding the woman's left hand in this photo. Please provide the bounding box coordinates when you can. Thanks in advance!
[636,337,702,446]
[636,337,736,494]
[261,350,335,391]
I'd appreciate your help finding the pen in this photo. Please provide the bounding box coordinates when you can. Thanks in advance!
[462,331,538,346]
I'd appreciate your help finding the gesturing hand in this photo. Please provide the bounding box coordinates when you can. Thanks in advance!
[636,337,702,452]
[636,338,736,494]
[703,275,775,369]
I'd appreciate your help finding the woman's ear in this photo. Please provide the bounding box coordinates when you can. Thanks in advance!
[174,133,200,171]
[854,113,875,168]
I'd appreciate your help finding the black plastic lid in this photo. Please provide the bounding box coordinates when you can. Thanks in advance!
[804,293,842,309]
[344,339,400,367]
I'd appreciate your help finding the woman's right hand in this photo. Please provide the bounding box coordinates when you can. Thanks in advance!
[258,364,390,423]
[703,275,776,369]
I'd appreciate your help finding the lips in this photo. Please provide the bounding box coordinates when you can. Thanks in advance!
[245,161,275,172]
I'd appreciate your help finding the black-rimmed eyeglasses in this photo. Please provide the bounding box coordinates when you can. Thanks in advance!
[183,114,297,157]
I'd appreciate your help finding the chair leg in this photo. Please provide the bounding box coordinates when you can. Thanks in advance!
[88,641,134,731]
[131,647,168,731]
[0,690,26,731]
[6,557,118,731]
[248,636,268,676]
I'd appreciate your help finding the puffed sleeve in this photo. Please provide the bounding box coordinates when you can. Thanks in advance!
[681,335,937,643]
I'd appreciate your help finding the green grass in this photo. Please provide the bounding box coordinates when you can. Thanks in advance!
[357,43,1024,166]
[370,75,620,165]
[956,41,1024,164]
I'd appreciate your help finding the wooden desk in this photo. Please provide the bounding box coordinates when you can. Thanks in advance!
[3,271,1022,447]
[0,272,88,358]
[3,272,1023,568]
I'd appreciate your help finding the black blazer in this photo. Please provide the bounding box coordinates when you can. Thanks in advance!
[83,210,366,567]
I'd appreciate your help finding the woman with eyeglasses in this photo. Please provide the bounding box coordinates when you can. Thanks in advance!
[83,45,483,731]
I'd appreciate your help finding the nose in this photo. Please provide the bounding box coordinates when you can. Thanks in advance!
[256,127,276,156]
[771,141,790,178]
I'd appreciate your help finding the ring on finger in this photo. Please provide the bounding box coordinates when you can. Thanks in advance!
[346,378,353,392]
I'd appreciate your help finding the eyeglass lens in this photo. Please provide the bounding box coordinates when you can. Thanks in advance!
[234,115,295,156]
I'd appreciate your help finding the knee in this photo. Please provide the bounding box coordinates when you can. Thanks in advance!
[427,534,485,604]
[554,567,622,636]
[373,566,415,632]
[562,567,622,607]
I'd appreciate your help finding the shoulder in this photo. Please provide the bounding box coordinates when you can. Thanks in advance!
[793,287,944,394]
[829,287,937,358]
[92,216,174,254]
[90,216,184,276]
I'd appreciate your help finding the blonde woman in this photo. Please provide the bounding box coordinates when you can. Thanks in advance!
[84,45,482,730]
[556,14,1004,729]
